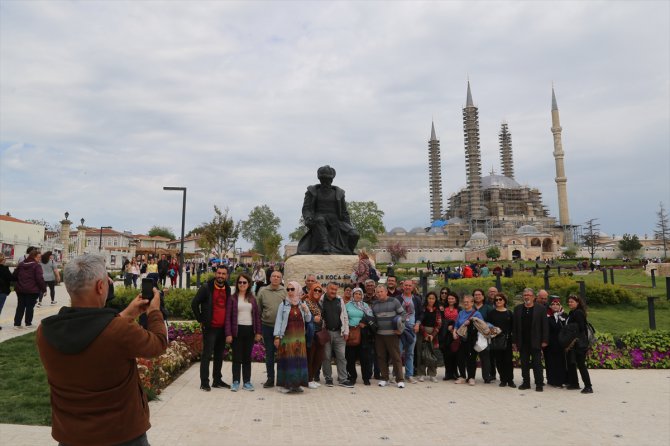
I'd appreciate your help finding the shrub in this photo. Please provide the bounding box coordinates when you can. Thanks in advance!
[620,330,670,369]
[137,340,193,400]
[108,286,197,319]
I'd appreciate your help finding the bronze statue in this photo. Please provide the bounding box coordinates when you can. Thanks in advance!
[297,165,359,255]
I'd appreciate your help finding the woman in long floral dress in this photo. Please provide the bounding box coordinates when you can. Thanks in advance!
[273,281,312,393]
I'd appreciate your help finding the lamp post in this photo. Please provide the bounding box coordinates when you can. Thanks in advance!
[99,226,112,252]
[163,186,186,288]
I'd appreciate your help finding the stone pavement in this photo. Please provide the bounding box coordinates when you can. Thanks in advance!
[1,283,669,445]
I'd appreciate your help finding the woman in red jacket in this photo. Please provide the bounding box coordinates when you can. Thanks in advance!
[168,258,179,288]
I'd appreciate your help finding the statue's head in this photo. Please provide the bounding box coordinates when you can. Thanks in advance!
[317,165,336,186]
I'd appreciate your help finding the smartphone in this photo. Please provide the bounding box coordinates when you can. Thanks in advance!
[141,278,154,300]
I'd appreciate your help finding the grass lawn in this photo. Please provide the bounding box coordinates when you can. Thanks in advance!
[589,302,670,335]
[0,331,51,426]
[578,268,667,299]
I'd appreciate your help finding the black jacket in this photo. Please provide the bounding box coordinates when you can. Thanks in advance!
[0,264,13,294]
[513,304,548,350]
[191,278,231,329]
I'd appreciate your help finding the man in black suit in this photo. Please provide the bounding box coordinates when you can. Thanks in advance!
[513,288,548,392]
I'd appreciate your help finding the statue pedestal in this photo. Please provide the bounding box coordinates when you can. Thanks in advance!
[284,254,358,291]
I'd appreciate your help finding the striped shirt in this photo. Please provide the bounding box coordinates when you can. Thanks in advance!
[372,298,406,335]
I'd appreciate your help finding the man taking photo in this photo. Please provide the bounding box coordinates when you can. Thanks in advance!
[37,253,167,446]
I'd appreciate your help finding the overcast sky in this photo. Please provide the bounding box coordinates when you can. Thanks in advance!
[1,1,668,248]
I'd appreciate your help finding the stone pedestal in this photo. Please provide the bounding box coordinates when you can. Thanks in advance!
[284,255,358,291]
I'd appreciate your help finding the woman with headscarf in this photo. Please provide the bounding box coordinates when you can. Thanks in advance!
[544,297,568,388]
[303,283,324,389]
[273,281,312,393]
[345,287,374,385]
[565,295,593,394]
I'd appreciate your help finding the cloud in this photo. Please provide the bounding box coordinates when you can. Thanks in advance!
[1,1,668,245]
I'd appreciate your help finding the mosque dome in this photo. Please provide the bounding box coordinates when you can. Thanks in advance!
[428,226,444,234]
[516,225,540,235]
[409,227,427,234]
[481,174,521,190]
[447,217,464,225]
[389,227,406,235]
[470,232,489,240]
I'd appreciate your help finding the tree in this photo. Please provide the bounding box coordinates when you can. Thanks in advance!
[655,202,669,259]
[486,246,501,260]
[618,233,642,258]
[240,205,282,257]
[563,244,578,259]
[191,206,240,260]
[289,217,307,242]
[148,225,176,240]
[25,218,60,232]
[387,242,407,263]
[347,201,386,246]
[581,218,600,262]
[262,233,283,261]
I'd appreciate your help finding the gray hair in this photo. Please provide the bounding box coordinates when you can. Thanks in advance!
[64,254,107,296]
[364,279,376,286]
[522,287,535,295]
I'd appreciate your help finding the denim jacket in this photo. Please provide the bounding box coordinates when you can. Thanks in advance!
[273,300,312,338]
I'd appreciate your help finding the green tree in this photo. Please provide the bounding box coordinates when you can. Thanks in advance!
[191,206,240,260]
[347,201,386,246]
[148,225,176,240]
[618,233,642,258]
[486,246,501,260]
[240,205,282,257]
[289,217,307,242]
[655,202,669,259]
[582,218,600,262]
[563,244,578,259]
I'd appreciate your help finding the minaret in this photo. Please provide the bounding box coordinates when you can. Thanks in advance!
[551,87,570,226]
[498,122,514,179]
[428,121,443,222]
[463,81,482,221]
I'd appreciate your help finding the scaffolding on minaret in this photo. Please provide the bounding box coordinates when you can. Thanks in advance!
[499,122,514,179]
[428,121,443,223]
[463,80,483,223]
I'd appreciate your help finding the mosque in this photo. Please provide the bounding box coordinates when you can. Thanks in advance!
[375,82,573,263]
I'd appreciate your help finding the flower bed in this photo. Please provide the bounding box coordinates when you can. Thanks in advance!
[137,340,194,400]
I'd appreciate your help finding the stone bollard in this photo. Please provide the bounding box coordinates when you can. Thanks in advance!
[544,275,550,291]
[602,269,608,284]
[495,274,502,291]
[196,269,201,288]
[557,266,561,276]
[666,277,670,301]
[610,268,614,285]
[420,271,428,297]
[186,271,191,289]
[577,280,586,303]
[647,296,657,330]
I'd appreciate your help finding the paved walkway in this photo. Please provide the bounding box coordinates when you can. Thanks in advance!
[1,284,669,445]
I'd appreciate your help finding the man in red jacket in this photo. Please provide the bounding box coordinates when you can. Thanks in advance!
[37,254,167,446]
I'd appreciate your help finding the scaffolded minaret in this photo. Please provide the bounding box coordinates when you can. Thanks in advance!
[428,121,443,222]
[551,87,570,226]
[463,81,482,221]
[498,122,515,179]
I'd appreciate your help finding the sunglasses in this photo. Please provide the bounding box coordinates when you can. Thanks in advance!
[440,291,448,294]
[495,298,505,302]
[286,287,296,291]
[237,281,248,285]
[314,289,323,293]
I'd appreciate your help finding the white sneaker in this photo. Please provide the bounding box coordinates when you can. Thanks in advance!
[430,376,438,383]
[51,300,57,305]
[389,377,396,384]
[308,382,318,389]
[408,377,418,384]
[418,375,425,382]
[13,326,22,330]
[455,378,466,384]
[313,381,321,388]
[468,378,476,386]
[378,380,388,387]
[397,381,405,388]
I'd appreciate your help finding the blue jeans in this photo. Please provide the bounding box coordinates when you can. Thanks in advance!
[399,333,417,378]
[262,324,276,381]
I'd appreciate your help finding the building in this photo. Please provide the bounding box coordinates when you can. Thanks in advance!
[0,214,46,263]
[375,82,570,262]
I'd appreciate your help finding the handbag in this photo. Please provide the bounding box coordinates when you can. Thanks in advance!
[421,342,438,367]
[474,332,489,352]
[315,329,331,346]
[450,336,461,353]
[346,326,361,346]
[490,333,508,351]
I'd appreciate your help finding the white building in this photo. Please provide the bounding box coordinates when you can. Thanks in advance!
[0,215,46,263]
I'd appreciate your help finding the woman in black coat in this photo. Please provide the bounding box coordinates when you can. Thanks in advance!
[544,298,568,387]
[565,295,593,394]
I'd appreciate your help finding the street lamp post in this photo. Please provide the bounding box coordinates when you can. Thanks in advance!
[163,186,186,288]
[99,226,112,252]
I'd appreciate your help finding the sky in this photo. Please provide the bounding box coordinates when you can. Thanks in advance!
[1,0,669,249]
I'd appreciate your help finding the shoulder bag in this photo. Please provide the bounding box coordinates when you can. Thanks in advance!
[346,325,361,346]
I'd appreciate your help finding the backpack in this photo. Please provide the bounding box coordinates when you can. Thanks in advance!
[368,264,380,282]
[586,322,596,347]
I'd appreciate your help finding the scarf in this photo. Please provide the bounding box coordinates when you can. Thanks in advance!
[287,280,302,305]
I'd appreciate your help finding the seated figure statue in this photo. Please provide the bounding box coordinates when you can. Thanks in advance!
[297,165,359,255]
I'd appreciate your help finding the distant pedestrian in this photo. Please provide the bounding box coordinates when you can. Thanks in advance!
[38,251,59,307]
[168,258,179,288]
[0,253,13,330]
[13,248,46,328]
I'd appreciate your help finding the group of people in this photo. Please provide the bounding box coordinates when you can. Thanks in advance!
[0,246,63,330]
[122,254,179,288]
[191,266,594,395]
